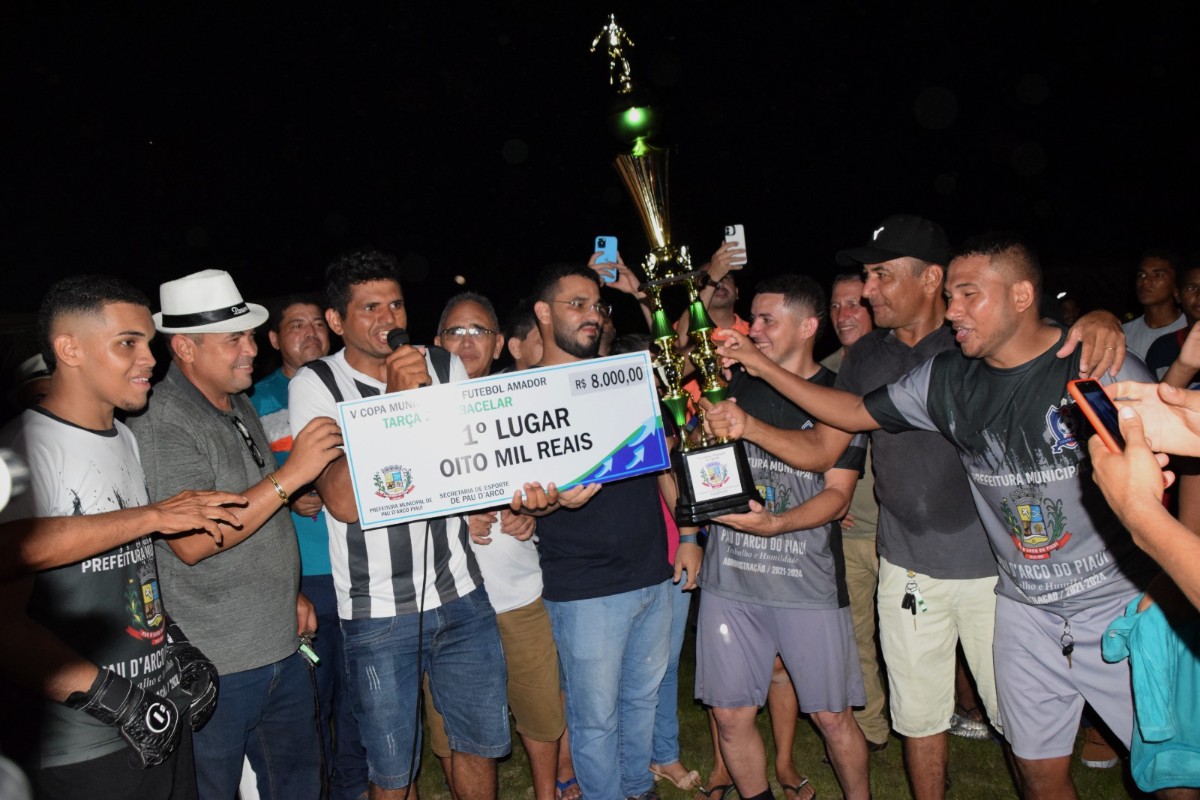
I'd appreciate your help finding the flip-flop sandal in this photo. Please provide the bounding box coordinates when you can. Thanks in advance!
[556,777,581,800]
[695,784,735,800]
[780,777,816,800]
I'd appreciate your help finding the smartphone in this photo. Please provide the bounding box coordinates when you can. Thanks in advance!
[1067,378,1125,453]
[594,236,618,264]
[723,224,748,266]
[594,236,619,283]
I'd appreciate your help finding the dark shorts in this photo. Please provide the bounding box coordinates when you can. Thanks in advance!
[341,586,510,789]
[28,725,196,800]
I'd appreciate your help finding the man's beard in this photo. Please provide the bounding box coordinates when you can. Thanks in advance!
[555,324,601,359]
[709,291,734,311]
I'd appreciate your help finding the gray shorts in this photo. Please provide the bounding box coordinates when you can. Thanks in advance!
[994,592,1136,760]
[696,592,865,712]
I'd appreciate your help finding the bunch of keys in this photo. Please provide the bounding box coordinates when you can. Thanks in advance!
[300,633,321,665]
[1060,621,1074,669]
[901,573,928,629]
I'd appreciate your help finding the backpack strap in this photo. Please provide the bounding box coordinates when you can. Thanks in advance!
[302,359,344,403]
[305,349,449,402]
[427,345,452,384]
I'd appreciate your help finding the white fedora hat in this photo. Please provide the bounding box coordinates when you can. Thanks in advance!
[154,269,269,334]
[15,353,51,385]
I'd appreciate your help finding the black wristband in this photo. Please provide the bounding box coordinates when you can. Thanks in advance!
[64,669,110,713]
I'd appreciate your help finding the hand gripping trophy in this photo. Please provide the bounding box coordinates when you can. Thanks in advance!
[592,15,762,524]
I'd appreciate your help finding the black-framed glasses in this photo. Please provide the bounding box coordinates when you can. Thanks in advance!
[231,415,265,468]
[554,299,613,317]
[439,325,498,340]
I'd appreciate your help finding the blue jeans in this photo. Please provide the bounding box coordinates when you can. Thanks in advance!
[653,572,694,766]
[547,580,671,800]
[340,586,510,790]
[192,650,320,800]
[301,574,369,800]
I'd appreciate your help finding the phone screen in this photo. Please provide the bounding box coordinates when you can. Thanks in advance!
[1068,379,1125,451]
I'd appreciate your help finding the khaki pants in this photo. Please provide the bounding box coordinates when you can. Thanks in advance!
[843,535,890,744]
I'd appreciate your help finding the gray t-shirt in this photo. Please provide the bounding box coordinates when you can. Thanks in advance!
[864,334,1158,618]
[0,409,171,768]
[128,364,300,674]
[836,327,996,579]
[700,368,865,609]
[1122,313,1186,362]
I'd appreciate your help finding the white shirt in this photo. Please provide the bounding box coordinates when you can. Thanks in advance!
[288,349,481,620]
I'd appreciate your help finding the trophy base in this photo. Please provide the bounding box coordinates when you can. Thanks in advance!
[672,439,764,526]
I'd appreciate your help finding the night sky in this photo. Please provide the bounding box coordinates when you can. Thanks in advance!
[4,3,1198,349]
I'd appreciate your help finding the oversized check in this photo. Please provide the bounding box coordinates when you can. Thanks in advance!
[339,352,670,528]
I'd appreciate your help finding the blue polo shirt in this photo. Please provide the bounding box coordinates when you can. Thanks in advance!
[251,367,332,576]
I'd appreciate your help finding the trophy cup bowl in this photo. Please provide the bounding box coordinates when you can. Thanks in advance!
[612,146,763,524]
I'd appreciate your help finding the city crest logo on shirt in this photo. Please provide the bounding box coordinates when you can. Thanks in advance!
[755,482,793,514]
[1045,401,1079,454]
[700,461,730,490]
[1001,492,1072,560]
[124,561,166,644]
[374,464,415,500]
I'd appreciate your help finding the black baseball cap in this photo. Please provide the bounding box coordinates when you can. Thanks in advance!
[836,214,951,266]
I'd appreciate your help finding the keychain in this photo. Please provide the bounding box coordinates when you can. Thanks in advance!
[1060,620,1074,669]
[299,633,321,665]
[901,571,928,630]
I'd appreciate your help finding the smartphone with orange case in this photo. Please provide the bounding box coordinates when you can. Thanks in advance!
[1067,378,1125,453]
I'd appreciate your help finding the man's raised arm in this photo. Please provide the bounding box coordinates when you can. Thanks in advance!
[697,329,881,472]
[0,489,246,579]
[587,251,655,330]
[712,329,881,434]
[700,398,856,473]
[161,417,343,564]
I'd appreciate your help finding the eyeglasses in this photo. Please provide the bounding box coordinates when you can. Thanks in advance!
[439,326,497,340]
[231,415,265,468]
[554,299,613,317]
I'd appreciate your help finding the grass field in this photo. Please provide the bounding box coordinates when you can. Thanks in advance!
[413,621,1145,799]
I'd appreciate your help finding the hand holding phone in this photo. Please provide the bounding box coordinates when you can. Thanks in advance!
[594,236,619,283]
[723,224,748,266]
[1068,379,1125,452]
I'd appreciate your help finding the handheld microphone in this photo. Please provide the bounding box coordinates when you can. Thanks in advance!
[386,328,411,350]
[386,329,429,387]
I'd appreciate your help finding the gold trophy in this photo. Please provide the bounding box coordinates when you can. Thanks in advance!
[594,16,762,524]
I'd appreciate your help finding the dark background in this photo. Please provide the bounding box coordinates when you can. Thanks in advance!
[4,2,1198,377]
